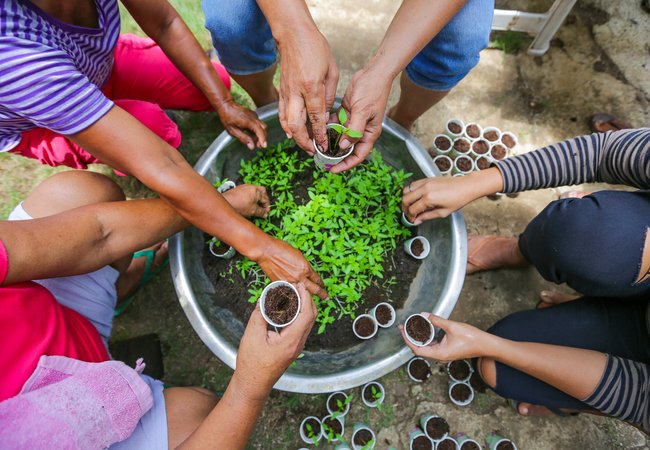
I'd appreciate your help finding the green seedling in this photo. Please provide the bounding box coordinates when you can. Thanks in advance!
[326,108,363,150]
[323,420,344,444]
[304,423,319,445]
[331,394,353,419]
[361,440,375,450]
[369,384,383,411]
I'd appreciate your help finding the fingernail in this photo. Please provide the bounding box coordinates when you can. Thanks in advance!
[339,138,350,149]
[247,142,255,150]
[541,291,549,299]
[286,132,292,139]
[262,141,267,148]
[521,406,528,415]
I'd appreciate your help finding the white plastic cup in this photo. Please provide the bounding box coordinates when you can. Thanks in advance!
[474,155,492,171]
[470,138,491,159]
[313,125,355,170]
[326,391,351,417]
[433,154,453,175]
[432,134,453,154]
[500,131,518,150]
[216,180,236,193]
[299,416,323,445]
[371,302,396,328]
[351,423,376,450]
[464,122,483,141]
[401,212,416,227]
[404,313,436,346]
[404,236,431,259]
[409,428,434,450]
[361,381,385,408]
[321,414,345,443]
[334,444,353,450]
[406,357,432,383]
[489,142,509,162]
[445,119,466,139]
[448,380,475,407]
[455,433,482,450]
[446,359,473,383]
[352,314,378,340]
[258,281,301,328]
[437,437,461,450]
[451,137,472,157]
[453,155,474,175]
[208,238,236,259]
[419,413,449,442]
[486,434,518,450]
[481,126,502,143]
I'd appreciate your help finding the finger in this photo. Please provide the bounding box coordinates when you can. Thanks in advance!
[329,141,371,174]
[303,277,328,300]
[286,96,313,153]
[281,284,316,341]
[401,178,429,200]
[414,208,448,224]
[306,267,328,298]
[229,127,255,150]
[247,305,270,339]
[324,63,339,112]
[304,88,328,153]
[407,197,438,219]
[398,324,420,354]
[278,95,289,139]
[257,186,271,208]
[338,106,368,150]
[250,117,268,148]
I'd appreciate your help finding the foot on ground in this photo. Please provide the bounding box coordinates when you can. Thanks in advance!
[589,114,633,133]
[467,235,527,275]
[517,402,557,417]
[537,290,581,309]
[115,241,169,302]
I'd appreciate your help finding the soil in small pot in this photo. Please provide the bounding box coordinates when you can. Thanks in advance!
[475,158,490,170]
[469,371,488,393]
[406,315,432,343]
[449,360,471,380]
[491,144,507,160]
[355,316,375,337]
[411,239,425,256]
[496,441,515,450]
[460,441,480,450]
[472,140,489,155]
[448,122,462,134]
[328,393,347,413]
[483,130,499,142]
[453,139,470,154]
[409,359,431,381]
[318,127,349,157]
[451,383,472,402]
[437,438,457,450]
[455,157,473,173]
[363,383,382,404]
[375,304,394,326]
[425,417,450,440]
[501,133,516,148]
[264,285,299,325]
[302,418,321,440]
[435,136,452,150]
[435,157,452,172]
[354,429,373,446]
[465,124,481,139]
[322,417,343,437]
[412,435,433,450]
[211,240,230,255]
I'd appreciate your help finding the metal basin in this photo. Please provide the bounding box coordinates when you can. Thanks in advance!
[169,102,467,393]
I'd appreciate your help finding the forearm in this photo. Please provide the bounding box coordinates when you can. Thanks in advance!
[256,0,317,42]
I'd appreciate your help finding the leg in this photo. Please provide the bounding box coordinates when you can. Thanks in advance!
[164,387,219,448]
[202,0,278,107]
[466,235,528,274]
[388,0,494,130]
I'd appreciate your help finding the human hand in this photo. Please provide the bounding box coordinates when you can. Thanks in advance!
[235,283,317,398]
[222,184,270,218]
[276,28,338,155]
[217,99,268,150]
[329,67,392,173]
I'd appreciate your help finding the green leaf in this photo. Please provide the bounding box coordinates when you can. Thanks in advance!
[327,123,345,134]
[338,108,348,125]
[345,128,363,139]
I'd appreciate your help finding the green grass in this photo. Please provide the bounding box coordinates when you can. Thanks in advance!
[489,30,530,54]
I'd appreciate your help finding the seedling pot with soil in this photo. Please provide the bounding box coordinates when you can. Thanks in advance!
[401,211,417,227]
[433,154,453,175]
[406,356,432,382]
[321,414,345,443]
[474,155,491,171]
[216,180,236,193]
[453,155,474,175]
[481,126,502,143]
[326,391,352,417]
[454,434,482,450]
[500,131,518,150]
[448,380,474,406]
[445,119,466,139]
[489,143,508,162]
[259,281,301,328]
[404,236,431,260]
[433,134,453,155]
[485,433,518,450]
[447,359,473,383]
[300,416,323,445]
[208,238,236,259]
[419,414,450,442]
[404,313,436,346]
[436,436,460,450]
[361,381,385,408]
[371,302,396,328]
[409,428,434,450]
[470,139,490,158]
[353,314,378,340]
[313,108,361,170]
[464,122,483,140]
[334,444,352,450]
[351,423,376,450]
[451,137,472,158]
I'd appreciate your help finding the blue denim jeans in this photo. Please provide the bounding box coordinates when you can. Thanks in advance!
[203,0,494,90]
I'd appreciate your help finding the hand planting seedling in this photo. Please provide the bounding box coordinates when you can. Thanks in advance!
[320,108,363,156]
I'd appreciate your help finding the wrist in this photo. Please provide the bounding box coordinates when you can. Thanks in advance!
[229,370,272,405]
[362,56,401,85]
[463,167,504,199]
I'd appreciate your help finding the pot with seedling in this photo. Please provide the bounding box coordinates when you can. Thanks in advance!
[436,436,460,450]
[327,391,353,418]
[406,356,432,382]
[361,381,385,408]
[433,154,453,175]
[259,281,300,328]
[353,314,378,340]
[447,359,473,383]
[409,428,434,450]
[486,433,518,450]
[351,423,376,450]
[371,302,396,328]
[321,414,345,444]
[313,108,361,170]
[445,119,465,139]
[401,211,417,227]
[454,433,482,450]
[404,236,431,259]
[208,237,236,259]
[299,416,323,445]
[432,134,453,155]
[448,380,474,406]
[464,122,483,140]
[420,414,450,442]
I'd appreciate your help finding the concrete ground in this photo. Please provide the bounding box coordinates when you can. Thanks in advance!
[0,0,648,449]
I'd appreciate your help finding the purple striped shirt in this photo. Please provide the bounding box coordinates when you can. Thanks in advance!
[0,0,120,152]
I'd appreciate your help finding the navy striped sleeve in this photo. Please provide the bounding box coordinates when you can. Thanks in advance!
[495,128,650,193]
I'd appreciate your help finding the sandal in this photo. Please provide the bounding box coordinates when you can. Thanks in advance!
[114,249,169,316]
[589,114,633,133]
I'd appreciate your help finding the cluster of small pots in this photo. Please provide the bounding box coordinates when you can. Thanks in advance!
[429,119,518,177]
[446,360,475,407]
[409,415,517,450]
[352,302,396,340]
[401,213,431,259]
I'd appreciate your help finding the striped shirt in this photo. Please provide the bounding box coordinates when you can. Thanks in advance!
[0,0,120,152]
[496,128,650,192]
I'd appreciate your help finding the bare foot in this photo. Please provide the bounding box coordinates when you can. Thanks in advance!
[537,290,581,309]
[115,242,169,302]
[518,402,556,416]
[559,191,591,200]
[589,114,633,133]
[467,235,528,275]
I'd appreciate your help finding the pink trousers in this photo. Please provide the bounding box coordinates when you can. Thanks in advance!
[10,34,231,170]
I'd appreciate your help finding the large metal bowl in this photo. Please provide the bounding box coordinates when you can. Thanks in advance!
[169,102,467,393]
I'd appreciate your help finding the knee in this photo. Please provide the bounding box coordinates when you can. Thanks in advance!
[203,2,259,47]
[477,357,497,389]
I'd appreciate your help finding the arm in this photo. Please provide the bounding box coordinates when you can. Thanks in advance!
[331,0,468,173]
[120,0,267,149]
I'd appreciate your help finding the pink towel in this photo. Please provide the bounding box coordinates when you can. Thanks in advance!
[0,355,153,449]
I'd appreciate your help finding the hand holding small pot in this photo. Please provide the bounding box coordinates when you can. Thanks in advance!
[222,184,271,218]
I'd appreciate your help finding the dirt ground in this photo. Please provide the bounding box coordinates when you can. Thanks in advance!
[1,0,648,449]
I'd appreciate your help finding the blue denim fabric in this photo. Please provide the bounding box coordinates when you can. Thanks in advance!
[202,0,493,88]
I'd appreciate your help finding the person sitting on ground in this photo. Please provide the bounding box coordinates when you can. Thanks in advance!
[401,127,649,428]
[0,0,327,300]
[0,170,317,449]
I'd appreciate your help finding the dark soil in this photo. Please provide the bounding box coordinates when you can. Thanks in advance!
[425,417,449,440]
[435,157,452,171]
[501,133,516,148]
[328,393,347,413]
[460,441,480,450]
[455,157,473,172]
[469,370,488,393]
[449,360,471,380]
[412,435,434,450]
[202,146,422,352]
[353,429,373,446]
[354,316,376,338]
[491,144,507,160]
[408,358,431,381]
[483,130,499,142]
[472,140,489,155]
[406,315,432,343]
[302,418,321,439]
[475,157,490,170]
[435,136,452,150]
[437,438,457,450]
[448,122,462,134]
[453,139,470,154]
[496,441,515,450]
[375,304,393,325]
[411,239,424,256]
[451,383,472,402]
[210,240,230,255]
[319,127,348,157]
[465,124,481,139]
[322,416,343,436]
[363,382,382,404]
[264,285,299,325]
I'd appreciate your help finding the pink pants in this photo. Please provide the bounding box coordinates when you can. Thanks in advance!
[10,34,231,170]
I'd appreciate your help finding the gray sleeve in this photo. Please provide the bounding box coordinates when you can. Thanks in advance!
[495,128,650,193]
[583,355,650,433]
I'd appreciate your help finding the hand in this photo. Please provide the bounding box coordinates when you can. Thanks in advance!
[255,236,328,299]
[235,283,317,398]
[399,313,490,363]
[222,184,270,218]
[217,99,268,150]
[329,67,392,173]
[402,176,478,224]
[277,28,338,155]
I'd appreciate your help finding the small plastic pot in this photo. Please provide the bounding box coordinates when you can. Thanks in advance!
[481,126,502,143]
[451,137,472,157]
[404,236,431,259]
[446,359,473,383]
[371,302,396,328]
[334,444,353,450]
[489,143,508,162]
[445,119,466,139]
[485,434,518,450]
[313,125,355,170]
[259,281,301,328]
[404,313,436,347]
[299,416,323,445]
[208,238,236,259]
[361,381,385,408]
[352,314,378,340]
[216,180,236,193]
[454,433,482,450]
[326,391,351,417]
[409,428,434,450]
[351,423,376,450]
[419,413,449,442]
[470,138,491,159]
[464,122,483,141]
[401,212,416,227]
[474,155,492,171]
[448,380,474,407]
[433,154,453,176]
[321,414,345,443]
[436,436,460,450]
[406,357,432,383]
[500,131,518,150]
[453,155,474,175]
[432,134,453,154]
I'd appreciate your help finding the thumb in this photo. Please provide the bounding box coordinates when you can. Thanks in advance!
[247,304,270,338]
[338,103,367,150]
[422,312,450,331]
